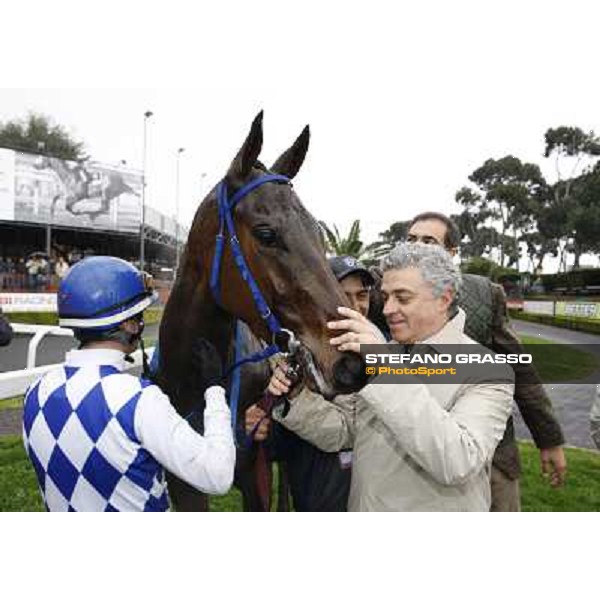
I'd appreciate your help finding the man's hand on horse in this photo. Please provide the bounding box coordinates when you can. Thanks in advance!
[328,306,386,353]
[245,404,271,442]
[267,359,297,396]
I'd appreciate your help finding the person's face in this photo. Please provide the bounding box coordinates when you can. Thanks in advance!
[340,273,371,318]
[381,267,452,343]
[407,219,457,255]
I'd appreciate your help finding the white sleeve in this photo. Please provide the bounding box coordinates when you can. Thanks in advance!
[134,385,235,495]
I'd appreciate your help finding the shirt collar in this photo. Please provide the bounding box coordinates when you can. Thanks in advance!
[65,348,129,371]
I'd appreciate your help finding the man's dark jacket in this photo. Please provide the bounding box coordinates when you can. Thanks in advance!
[460,274,564,479]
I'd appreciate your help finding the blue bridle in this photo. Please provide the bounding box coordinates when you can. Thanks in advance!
[209,173,294,444]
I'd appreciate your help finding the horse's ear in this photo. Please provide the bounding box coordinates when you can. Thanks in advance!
[226,111,264,183]
[271,125,310,180]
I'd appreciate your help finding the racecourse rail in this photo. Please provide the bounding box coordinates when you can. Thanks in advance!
[0,323,155,401]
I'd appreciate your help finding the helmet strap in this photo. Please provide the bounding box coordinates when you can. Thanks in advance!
[139,337,151,379]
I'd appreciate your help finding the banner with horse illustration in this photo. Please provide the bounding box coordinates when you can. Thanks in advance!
[0,148,143,233]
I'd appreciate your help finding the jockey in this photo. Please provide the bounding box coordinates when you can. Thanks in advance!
[22,256,235,511]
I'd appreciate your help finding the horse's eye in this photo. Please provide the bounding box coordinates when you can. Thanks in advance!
[253,226,279,247]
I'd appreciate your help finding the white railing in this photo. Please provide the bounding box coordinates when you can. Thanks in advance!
[12,323,75,369]
[0,322,155,401]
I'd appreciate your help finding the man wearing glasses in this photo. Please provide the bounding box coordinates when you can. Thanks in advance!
[406,212,566,510]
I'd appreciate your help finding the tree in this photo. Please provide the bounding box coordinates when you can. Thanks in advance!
[452,196,498,259]
[366,220,412,263]
[544,126,600,161]
[543,126,600,269]
[319,219,380,262]
[456,156,546,267]
[568,163,600,265]
[0,113,85,161]
[461,256,519,283]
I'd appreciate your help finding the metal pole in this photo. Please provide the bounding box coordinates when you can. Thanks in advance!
[140,110,153,271]
[45,224,51,256]
[38,142,52,258]
[175,147,185,273]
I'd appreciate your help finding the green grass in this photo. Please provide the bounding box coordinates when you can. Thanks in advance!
[520,335,599,382]
[0,434,246,512]
[7,312,59,325]
[0,397,23,411]
[520,442,600,511]
[1,434,598,511]
[0,436,45,511]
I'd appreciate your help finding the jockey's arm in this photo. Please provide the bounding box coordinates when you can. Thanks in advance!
[135,385,235,495]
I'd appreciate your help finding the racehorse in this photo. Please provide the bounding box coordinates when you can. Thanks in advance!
[34,156,138,220]
[155,112,367,511]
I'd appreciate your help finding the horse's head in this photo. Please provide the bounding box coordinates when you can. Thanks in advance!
[176,112,365,399]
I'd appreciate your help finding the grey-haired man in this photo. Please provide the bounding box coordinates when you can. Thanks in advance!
[269,243,514,511]
[407,211,567,510]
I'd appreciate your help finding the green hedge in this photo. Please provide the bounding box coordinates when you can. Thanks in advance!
[541,268,600,293]
[6,307,163,327]
[509,309,600,335]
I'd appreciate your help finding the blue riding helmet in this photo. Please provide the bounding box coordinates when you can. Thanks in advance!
[58,256,158,331]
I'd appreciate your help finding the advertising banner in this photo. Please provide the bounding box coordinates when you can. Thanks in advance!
[0,293,57,313]
[555,301,600,321]
[523,300,554,316]
[0,148,143,233]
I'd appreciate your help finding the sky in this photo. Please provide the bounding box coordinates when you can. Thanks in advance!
[1,1,599,270]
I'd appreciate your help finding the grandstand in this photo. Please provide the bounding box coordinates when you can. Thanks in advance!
[0,146,188,294]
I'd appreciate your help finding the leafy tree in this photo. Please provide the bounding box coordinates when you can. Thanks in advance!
[319,219,361,257]
[452,197,497,259]
[319,219,380,262]
[456,156,546,267]
[543,126,600,269]
[568,164,600,266]
[366,220,412,263]
[0,113,85,161]
[461,256,519,283]
[544,126,600,160]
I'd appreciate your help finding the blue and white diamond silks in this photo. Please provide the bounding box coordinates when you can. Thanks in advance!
[23,359,169,512]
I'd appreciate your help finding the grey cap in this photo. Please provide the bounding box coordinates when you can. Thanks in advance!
[328,255,375,285]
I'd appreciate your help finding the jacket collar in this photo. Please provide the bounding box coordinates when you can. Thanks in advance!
[65,348,129,371]
[421,308,466,347]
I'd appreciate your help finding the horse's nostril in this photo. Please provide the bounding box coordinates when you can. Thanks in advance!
[333,354,368,393]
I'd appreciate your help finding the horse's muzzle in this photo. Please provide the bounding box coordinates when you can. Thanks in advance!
[332,353,368,394]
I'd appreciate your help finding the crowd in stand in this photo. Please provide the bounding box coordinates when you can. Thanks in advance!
[0,248,174,292]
